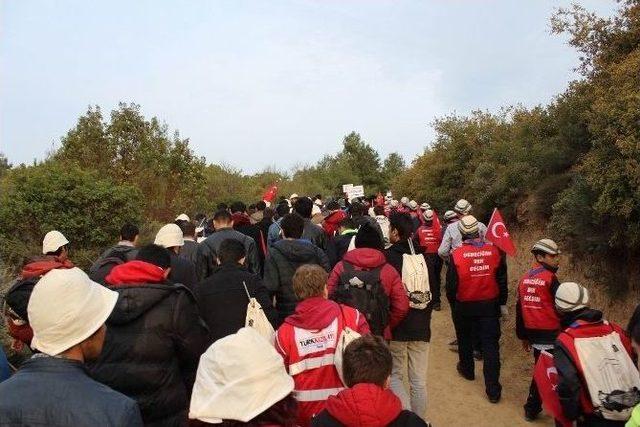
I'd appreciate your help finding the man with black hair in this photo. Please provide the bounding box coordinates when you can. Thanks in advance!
[89,224,139,281]
[178,220,199,266]
[326,217,358,268]
[230,201,266,273]
[311,335,429,426]
[263,213,330,325]
[350,200,384,240]
[267,202,291,248]
[88,244,209,426]
[197,209,260,279]
[195,239,276,343]
[385,213,432,421]
[293,196,327,250]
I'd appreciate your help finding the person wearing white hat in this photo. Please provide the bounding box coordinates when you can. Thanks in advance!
[88,244,209,426]
[3,230,75,350]
[415,209,443,311]
[189,327,296,425]
[155,223,198,289]
[553,282,640,426]
[438,199,487,259]
[407,200,422,232]
[175,213,190,222]
[450,215,507,404]
[0,268,143,426]
[516,238,562,421]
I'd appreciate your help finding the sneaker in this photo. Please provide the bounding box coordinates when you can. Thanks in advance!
[473,350,483,361]
[448,339,458,346]
[456,363,474,381]
[433,302,442,311]
[488,394,501,404]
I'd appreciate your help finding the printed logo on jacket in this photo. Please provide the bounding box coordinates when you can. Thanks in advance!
[294,319,338,356]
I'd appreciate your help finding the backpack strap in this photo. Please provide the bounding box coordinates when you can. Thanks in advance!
[242,281,251,301]
[407,239,416,255]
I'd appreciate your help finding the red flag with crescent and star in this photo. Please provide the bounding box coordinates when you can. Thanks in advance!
[533,351,572,427]
[262,184,278,203]
[486,208,516,257]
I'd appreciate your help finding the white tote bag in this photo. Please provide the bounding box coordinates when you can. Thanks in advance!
[334,306,362,386]
[243,281,275,344]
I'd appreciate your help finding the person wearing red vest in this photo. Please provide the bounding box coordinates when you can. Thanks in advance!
[275,264,370,426]
[450,215,507,404]
[516,238,562,422]
[552,282,637,427]
[416,209,443,311]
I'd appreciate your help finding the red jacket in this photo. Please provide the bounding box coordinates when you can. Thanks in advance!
[323,210,348,237]
[275,297,370,426]
[317,383,405,426]
[328,248,409,340]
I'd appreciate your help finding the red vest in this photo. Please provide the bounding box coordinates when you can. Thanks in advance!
[452,241,501,302]
[416,225,441,254]
[557,319,633,416]
[275,306,363,426]
[517,264,561,331]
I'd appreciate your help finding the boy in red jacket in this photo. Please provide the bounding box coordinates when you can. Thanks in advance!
[275,264,370,426]
[311,335,430,426]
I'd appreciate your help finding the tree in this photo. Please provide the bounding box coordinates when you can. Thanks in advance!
[0,152,10,179]
[382,152,406,190]
[338,132,384,192]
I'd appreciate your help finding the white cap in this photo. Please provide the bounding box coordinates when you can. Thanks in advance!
[400,197,410,205]
[175,213,190,222]
[532,239,561,255]
[154,223,184,248]
[408,200,418,210]
[420,202,431,210]
[454,199,472,215]
[555,282,589,312]
[290,193,299,199]
[42,230,69,254]
[189,327,294,423]
[28,268,118,356]
[314,199,322,206]
[391,200,399,208]
[423,209,434,221]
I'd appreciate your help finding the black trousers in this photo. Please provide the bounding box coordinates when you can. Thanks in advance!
[425,253,442,305]
[454,312,502,398]
[525,348,543,413]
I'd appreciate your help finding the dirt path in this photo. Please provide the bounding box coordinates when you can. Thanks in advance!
[425,304,556,427]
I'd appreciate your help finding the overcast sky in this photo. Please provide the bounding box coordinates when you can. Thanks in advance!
[1,1,618,173]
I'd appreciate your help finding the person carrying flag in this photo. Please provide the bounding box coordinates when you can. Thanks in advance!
[516,239,562,422]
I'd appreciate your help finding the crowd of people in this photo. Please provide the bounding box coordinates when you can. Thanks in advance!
[1,193,639,427]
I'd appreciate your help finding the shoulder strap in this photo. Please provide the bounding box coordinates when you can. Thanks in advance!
[242,281,251,301]
[407,239,416,255]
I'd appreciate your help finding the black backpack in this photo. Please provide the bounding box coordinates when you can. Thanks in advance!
[332,261,390,336]
[88,249,130,284]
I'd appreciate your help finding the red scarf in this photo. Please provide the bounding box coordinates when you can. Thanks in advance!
[21,256,74,279]
[105,260,166,287]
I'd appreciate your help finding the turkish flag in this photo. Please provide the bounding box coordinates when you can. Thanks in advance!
[533,351,572,427]
[486,208,516,256]
[262,185,278,203]
[432,209,442,237]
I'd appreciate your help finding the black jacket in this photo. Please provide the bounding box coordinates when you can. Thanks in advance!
[303,218,328,251]
[179,240,199,267]
[311,409,427,427]
[0,356,143,427]
[169,252,198,291]
[234,222,266,273]
[449,246,508,317]
[515,263,561,345]
[553,308,621,426]
[326,231,357,268]
[197,228,260,279]
[385,239,433,342]
[88,283,210,426]
[194,264,277,343]
[94,244,139,264]
[263,239,330,325]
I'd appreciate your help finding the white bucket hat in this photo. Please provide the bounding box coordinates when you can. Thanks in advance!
[28,268,118,356]
[454,199,472,215]
[155,223,184,248]
[444,210,457,222]
[400,197,410,206]
[555,282,589,312]
[175,213,190,222]
[458,215,479,236]
[532,239,561,255]
[189,327,294,423]
[423,209,434,221]
[408,200,418,210]
[42,230,69,254]
[420,202,431,210]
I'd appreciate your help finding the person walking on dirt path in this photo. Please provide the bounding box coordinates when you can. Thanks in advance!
[553,282,640,427]
[294,196,328,251]
[416,209,443,311]
[516,238,563,422]
[450,215,507,404]
[155,223,199,291]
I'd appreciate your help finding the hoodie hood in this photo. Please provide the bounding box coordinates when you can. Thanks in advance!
[105,260,166,286]
[342,247,387,269]
[232,212,252,227]
[272,239,323,263]
[284,297,340,330]
[325,210,347,225]
[326,383,403,426]
[106,284,176,325]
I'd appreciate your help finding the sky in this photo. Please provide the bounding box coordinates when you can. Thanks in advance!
[1,1,619,173]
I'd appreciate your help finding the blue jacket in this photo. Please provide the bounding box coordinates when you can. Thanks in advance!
[0,355,143,427]
[0,347,9,382]
[267,218,283,248]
